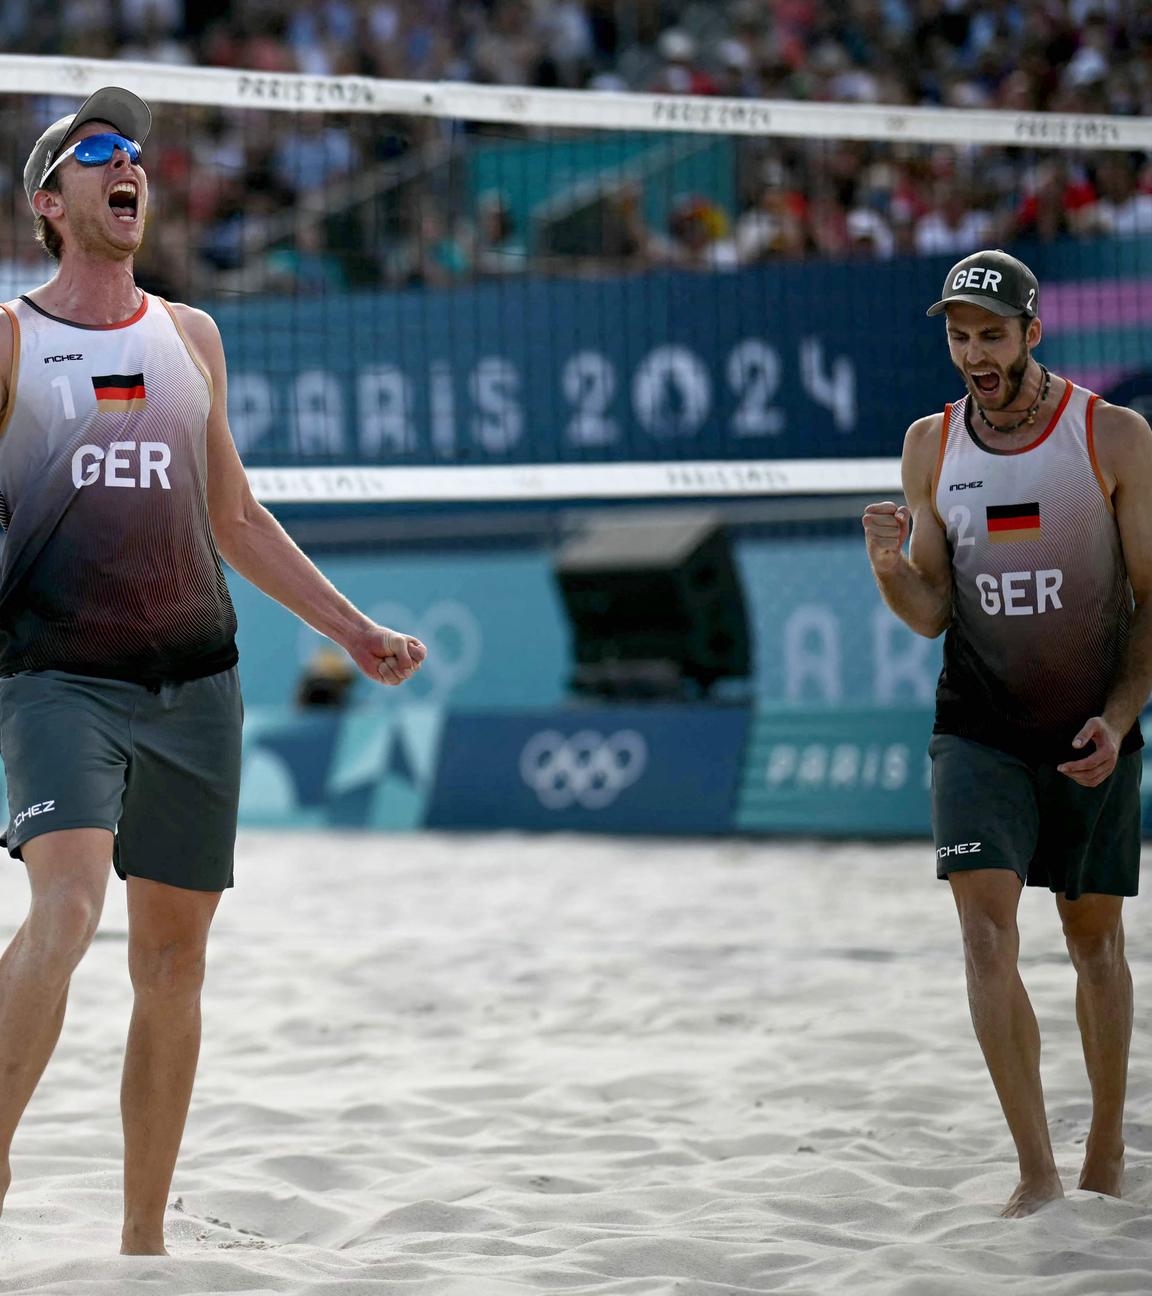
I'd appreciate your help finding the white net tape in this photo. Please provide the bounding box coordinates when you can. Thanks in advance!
[4,54,1148,149]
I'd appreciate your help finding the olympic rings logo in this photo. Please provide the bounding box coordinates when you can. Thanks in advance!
[519,729,648,810]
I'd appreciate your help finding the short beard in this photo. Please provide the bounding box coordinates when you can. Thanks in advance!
[997,334,1031,409]
[955,331,1032,412]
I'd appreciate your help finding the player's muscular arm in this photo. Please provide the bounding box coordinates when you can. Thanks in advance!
[0,308,12,429]
[1058,402,1152,785]
[171,302,424,685]
[862,415,953,638]
[1091,404,1152,734]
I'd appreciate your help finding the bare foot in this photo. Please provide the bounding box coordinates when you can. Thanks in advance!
[120,1235,169,1256]
[1079,1148,1124,1198]
[1000,1173,1065,1218]
[0,1158,9,1216]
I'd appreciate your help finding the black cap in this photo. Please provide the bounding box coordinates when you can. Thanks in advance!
[23,87,152,208]
[926,249,1039,319]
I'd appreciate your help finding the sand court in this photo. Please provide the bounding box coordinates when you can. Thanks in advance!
[0,831,1149,1293]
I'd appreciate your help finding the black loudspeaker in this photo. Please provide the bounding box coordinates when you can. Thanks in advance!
[554,514,750,699]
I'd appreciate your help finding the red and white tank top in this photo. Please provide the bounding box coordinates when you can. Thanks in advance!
[931,380,1139,759]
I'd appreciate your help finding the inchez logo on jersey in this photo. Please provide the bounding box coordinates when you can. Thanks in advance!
[986,502,1040,543]
[92,372,147,413]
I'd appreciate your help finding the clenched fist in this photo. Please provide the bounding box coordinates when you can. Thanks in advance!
[347,624,428,686]
[862,501,911,573]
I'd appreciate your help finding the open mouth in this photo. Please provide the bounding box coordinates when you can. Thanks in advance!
[971,370,1001,398]
[108,180,139,223]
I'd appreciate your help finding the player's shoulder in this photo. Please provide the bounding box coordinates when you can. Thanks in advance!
[903,411,945,460]
[1090,395,1151,439]
[1089,396,1152,476]
[1088,393,1150,461]
[164,300,221,344]
[162,300,224,375]
[897,412,946,505]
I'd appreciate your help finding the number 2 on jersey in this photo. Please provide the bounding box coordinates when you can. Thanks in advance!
[948,504,976,548]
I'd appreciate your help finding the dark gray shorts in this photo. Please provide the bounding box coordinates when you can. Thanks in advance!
[0,667,243,891]
[929,732,1142,900]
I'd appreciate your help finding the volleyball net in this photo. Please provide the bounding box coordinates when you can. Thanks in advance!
[2,56,1151,505]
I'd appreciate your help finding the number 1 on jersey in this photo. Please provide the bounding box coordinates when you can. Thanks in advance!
[51,375,76,420]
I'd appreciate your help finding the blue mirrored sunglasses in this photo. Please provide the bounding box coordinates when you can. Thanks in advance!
[39,133,142,188]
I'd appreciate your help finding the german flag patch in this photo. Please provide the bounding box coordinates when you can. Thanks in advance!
[987,502,1040,542]
[92,372,146,412]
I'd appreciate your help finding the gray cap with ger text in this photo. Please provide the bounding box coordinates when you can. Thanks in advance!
[926,249,1039,319]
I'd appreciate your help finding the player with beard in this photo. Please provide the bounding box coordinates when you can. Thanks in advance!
[862,250,1152,1217]
[0,88,427,1254]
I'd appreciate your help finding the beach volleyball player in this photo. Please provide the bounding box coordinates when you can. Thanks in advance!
[863,250,1152,1217]
[0,88,426,1254]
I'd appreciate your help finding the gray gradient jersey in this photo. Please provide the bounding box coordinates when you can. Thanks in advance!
[931,381,1140,759]
[0,294,237,684]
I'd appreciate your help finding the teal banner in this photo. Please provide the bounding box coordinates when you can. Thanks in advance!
[238,704,444,830]
[736,706,935,836]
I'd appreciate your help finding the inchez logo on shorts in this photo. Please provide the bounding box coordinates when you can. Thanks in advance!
[937,841,982,858]
[92,372,146,412]
[13,799,55,830]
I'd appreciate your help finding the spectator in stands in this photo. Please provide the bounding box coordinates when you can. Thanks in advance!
[1089,154,1152,237]
[651,194,739,270]
[539,0,596,87]
[915,179,995,255]
[846,207,895,258]
[264,221,349,294]
[272,114,357,197]
[713,39,761,99]
[474,192,527,275]
[592,181,653,269]
[805,182,853,259]
[1011,158,1099,242]
[199,186,249,274]
[470,0,545,86]
[119,12,192,65]
[733,161,807,262]
[392,203,474,287]
[647,29,717,96]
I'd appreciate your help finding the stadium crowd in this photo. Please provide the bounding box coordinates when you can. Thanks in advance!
[1,0,1151,296]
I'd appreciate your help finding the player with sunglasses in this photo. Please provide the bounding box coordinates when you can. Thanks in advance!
[0,87,427,1255]
[38,130,143,185]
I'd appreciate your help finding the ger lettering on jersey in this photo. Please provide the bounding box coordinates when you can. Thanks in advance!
[931,382,1139,759]
[0,293,238,684]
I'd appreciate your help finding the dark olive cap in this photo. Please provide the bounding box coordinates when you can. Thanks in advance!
[926,249,1039,319]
